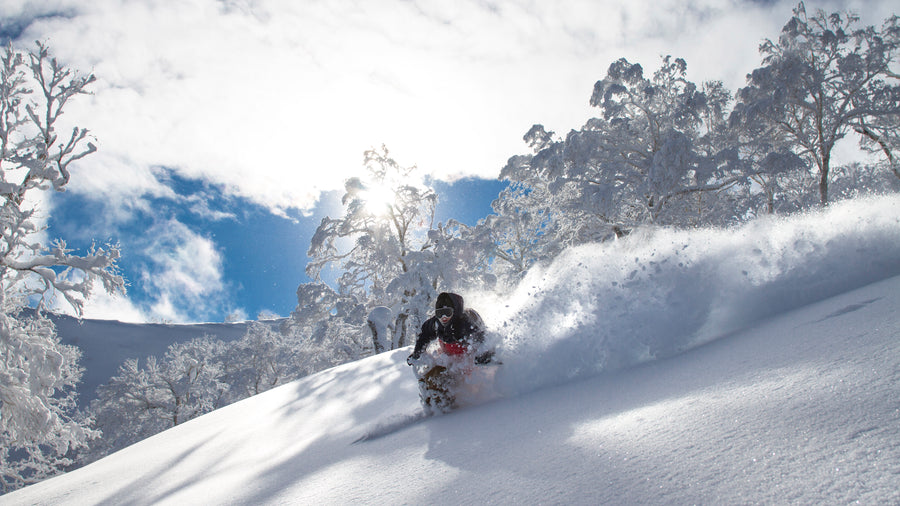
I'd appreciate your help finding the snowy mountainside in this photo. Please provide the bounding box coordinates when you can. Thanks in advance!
[50,314,286,408]
[6,272,900,504]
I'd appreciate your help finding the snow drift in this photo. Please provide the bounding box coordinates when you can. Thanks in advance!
[484,195,900,395]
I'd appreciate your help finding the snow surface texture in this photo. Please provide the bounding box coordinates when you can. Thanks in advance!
[5,195,900,504]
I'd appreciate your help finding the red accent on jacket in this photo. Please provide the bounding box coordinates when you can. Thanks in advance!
[441,339,469,356]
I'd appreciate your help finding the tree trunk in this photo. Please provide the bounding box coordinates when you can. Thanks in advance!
[818,158,830,206]
[368,320,384,354]
[394,313,408,349]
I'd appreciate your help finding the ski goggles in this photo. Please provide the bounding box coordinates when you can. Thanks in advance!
[436,307,454,319]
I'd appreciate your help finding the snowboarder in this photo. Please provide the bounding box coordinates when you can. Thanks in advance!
[407,292,494,414]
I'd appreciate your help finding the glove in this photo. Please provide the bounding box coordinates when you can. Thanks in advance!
[475,350,495,365]
[407,353,420,366]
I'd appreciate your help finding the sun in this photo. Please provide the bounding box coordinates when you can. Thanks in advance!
[361,182,395,216]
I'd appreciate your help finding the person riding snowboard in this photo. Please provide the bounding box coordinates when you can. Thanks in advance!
[407,292,493,413]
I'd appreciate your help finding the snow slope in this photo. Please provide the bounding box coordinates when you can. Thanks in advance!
[5,195,900,504]
[6,274,899,504]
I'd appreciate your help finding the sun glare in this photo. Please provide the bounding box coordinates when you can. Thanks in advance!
[362,183,395,216]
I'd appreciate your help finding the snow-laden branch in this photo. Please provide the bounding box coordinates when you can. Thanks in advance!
[1,42,123,491]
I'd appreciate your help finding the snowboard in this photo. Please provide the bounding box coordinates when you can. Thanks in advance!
[413,351,500,415]
[351,352,500,444]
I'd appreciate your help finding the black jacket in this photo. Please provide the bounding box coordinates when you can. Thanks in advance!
[411,292,493,364]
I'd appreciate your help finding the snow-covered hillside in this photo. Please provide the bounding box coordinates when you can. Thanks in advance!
[5,195,900,504]
[51,315,284,409]
[6,274,899,504]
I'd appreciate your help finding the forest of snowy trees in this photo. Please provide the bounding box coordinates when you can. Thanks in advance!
[1,2,899,493]
[301,2,900,358]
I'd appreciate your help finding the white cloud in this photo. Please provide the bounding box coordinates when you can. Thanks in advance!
[136,219,229,322]
[48,216,233,323]
[5,0,895,324]
[80,289,150,323]
[65,153,177,225]
[9,0,896,216]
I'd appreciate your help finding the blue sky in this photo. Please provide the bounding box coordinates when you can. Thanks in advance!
[47,172,507,322]
[4,0,895,322]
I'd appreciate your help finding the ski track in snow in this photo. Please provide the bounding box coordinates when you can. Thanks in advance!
[352,411,430,444]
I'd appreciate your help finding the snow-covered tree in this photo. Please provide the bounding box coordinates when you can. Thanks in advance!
[501,125,614,246]
[734,3,900,205]
[0,43,122,304]
[305,146,437,352]
[481,181,562,284]
[830,161,900,200]
[291,282,370,360]
[502,57,747,238]
[223,322,310,399]
[0,42,123,492]
[366,306,392,354]
[0,308,93,493]
[307,146,435,298]
[85,336,228,463]
[727,103,808,217]
[424,220,496,292]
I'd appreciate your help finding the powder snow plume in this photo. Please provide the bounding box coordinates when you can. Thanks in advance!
[474,195,900,395]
